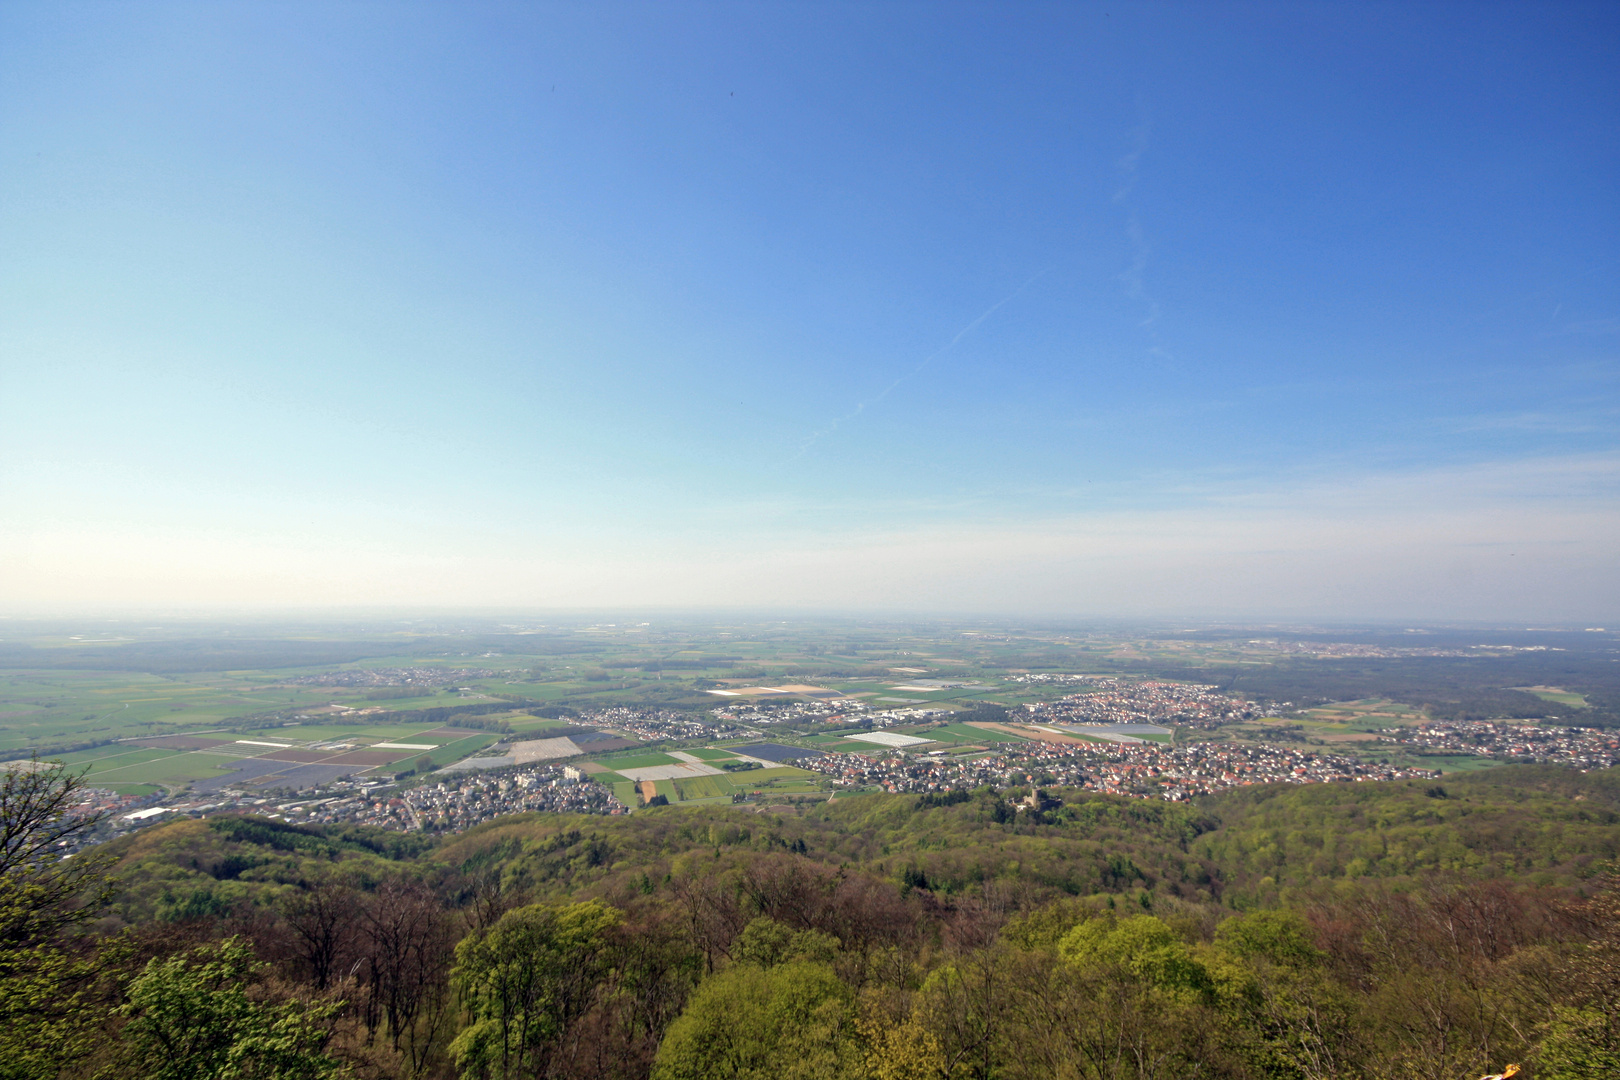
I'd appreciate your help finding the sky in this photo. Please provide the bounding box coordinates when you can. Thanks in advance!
[1,1,1616,621]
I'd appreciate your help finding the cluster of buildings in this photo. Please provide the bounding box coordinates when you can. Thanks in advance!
[1009,673,1106,686]
[711,698,867,727]
[286,667,505,687]
[67,784,154,820]
[299,763,622,830]
[585,706,748,741]
[1382,721,1620,770]
[1023,680,1257,729]
[60,696,1615,847]
[51,784,167,852]
[1237,639,1477,659]
[711,697,956,730]
[800,739,1437,803]
[85,762,627,841]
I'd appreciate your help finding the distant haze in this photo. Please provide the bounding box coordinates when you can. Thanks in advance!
[1,4,1615,621]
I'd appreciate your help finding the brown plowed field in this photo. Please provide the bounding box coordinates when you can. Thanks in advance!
[968,722,1095,745]
[579,737,640,752]
[327,751,405,766]
[260,749,331,763]
[134,736,232,750]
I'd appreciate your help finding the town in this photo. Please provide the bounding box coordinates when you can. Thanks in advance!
[1022,679,1261,728]
[1382,720,1620,770]
[286,666,509,687]
[310,763,623,830]
[54,699,1620,843]
[799,738,1441,802]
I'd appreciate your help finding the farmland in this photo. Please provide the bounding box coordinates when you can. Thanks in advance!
[2,616,1615,811]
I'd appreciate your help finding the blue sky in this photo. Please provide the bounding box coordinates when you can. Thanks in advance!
[2,2,1616,619]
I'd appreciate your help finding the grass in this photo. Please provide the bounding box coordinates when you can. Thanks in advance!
[59,743,188,765]
[682,747,742,760]
[96,783,163,796]
[0,670,356,752]
[1515,688,1588,708]
[411,733,501,769]
[353,694,461,710]
[742,783,823,796]
[1295,699,1427,732]
[236,723,448,742]
[934,722,1027,743]
[738,766,817,782]
[74,747,187,772]
[1416,755,1506,774]
[611,781,639,808]
[81,751,245,785]
[674,774,734,800]
[504,715,574,733]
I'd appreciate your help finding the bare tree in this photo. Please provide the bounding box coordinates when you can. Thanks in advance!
[669,868,748,973]
[0,758,112,947]
[281,873,359,991]
[357,878,455,1076]
[459,865,519,935]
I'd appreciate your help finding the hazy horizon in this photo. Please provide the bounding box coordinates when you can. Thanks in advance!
[3,3,1616,621]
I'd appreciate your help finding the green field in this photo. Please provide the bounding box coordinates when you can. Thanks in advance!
[673,774,734,800]
[102,783,164,796]
[0,668,379,753]
[1515,688,1588,708]
[59,742,182,764]
[1412,754,1505,774]
[81,749,247,785]
[1295,699,1427,731]
[505,715,574,733]
[411,733,501,770]
[930,722,1029,743]
[730,765,819,787]
[348,693,458,710]
[4,620,1614,795]
[682,747,742,760]
[72,746,190,773]
[611,780,639,808]
[234,723,450,742]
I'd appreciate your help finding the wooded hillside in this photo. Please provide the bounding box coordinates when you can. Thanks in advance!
[5,764,1619,1079]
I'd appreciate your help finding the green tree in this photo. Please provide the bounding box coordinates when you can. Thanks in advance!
[733,915,839,967]
[0,759,117,1080]
[1057,914,1210,995]
[996,914,1224,1080]
[1210,910,1351,1080]
[0,758,114,946]
[448,900,622,1080]
[1535,876,1620,1080]
[653,960,862,1080]
[118,937,344,1080]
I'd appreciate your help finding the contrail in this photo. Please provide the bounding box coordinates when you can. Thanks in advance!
[792,270,1047,460]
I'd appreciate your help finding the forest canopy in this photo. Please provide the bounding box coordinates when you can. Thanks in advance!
[3,762,1618,1079]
